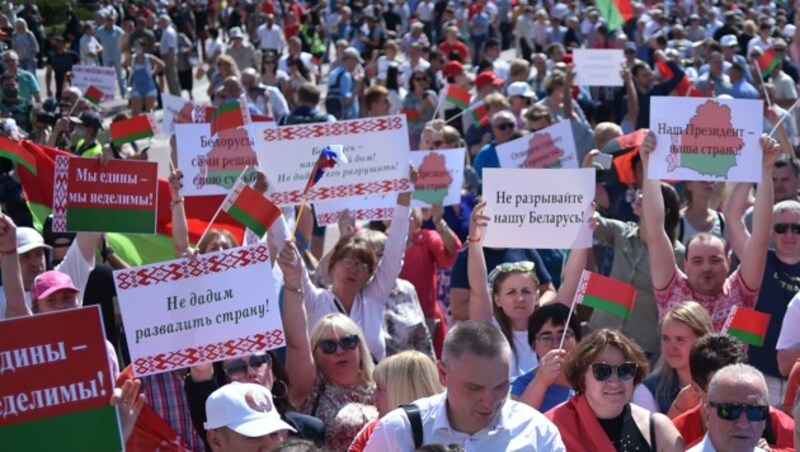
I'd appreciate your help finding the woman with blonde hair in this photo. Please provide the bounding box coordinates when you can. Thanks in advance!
[207,54,240,98]
[349,351,443,451]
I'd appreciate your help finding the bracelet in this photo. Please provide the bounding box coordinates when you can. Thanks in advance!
[284,282,304,295]
[467,235,481,243]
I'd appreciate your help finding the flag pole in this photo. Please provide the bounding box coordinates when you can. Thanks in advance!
[769,97,800,137]
[292,197,307,238]
[196,165,249,247]
[558,270,585,350]
[445,106,470,124]
[754,60,773,109]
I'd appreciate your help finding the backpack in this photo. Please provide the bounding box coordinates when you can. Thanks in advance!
[325,68,347,120]
[281,108,330,126]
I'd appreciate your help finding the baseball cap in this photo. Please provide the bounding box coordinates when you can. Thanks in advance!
[69,110,103,130]
[443,60,464,78]
[31,271,79,302]
[475,71,504,90]
[784,24,796,39]
[507,81,536,99]
[205,383,296,437]
[720,34,738,48]
[229,27,244,40]
[343,47,365,64]
[16,227,52,255]
[624,41,637,52]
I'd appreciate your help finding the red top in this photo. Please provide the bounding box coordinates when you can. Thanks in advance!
[399,229,460,319]
[439,41,469,63]
[348,418,378,452]
[674,404,796,451]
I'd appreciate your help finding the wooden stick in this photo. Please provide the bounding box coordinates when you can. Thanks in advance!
[196,166,249,246]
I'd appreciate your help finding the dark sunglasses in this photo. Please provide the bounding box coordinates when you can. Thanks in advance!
[591,362,638,382]
[495,122,515,131]
[773,223,800,234]
[317,335,360,355]
[708,401,769,422]
[415,77,429,82]
[223,354,271,375]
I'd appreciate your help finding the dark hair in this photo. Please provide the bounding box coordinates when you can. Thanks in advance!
[660,182,681,245]
[563,329,649,394]
[775,154,800,177]
[364,85,388,111]
[689,333,747,391]
[527,303,582,348]
[327,236,377,275]
[685,232,728,259]
[631,60,650,78]
[296,83,321,105]
[490,266,539,363]
[483,37,500,52]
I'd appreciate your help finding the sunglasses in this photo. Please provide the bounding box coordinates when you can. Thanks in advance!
[223,354,271,376]
[414,77,429,82]
[773,223,800,234]
[708,401,769,422]
[317,334,360,355]
[591,362,638,382]
[495,122,515,131]
[495,261,536,273]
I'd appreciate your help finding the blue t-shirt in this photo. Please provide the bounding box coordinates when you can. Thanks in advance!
[472,141,498,182]
[328,66,358,120]
[643,372,681,414]
[510,368,574,412]
[450,246,553,291]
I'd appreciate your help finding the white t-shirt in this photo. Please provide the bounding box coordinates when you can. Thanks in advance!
[257,23,285,51]
[777,291,800,350]
[510,327,539,378]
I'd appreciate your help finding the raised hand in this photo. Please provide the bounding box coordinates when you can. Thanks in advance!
[337,209,357,239]
[110,379,146,442]
[0,213,17,253]
[468,200,489,241]
[277,239,303,288]
[168,169,183,198]
[760,133,780,171]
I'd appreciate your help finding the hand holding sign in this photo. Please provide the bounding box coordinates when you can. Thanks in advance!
[110,379,145,442]
[278,239,303,289]
[761,134,781,171]
[468,200,489,242]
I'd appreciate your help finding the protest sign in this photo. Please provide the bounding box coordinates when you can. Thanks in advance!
[161,93,194,134]
[649,97,763,182]
[176,123,271,196]
[254,115,411,206]
[114,244,284,377]
[314,194,395,226]
[71,65,117,101]
[572,49,625,86]
[410,148,465,207]
[482,168,594,249]
[0,306,122,451]
[52,156,158,234]
[496,120,578,169]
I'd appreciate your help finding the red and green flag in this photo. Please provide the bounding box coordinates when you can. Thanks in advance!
[401,109,421,122]
[0,136,36,174]
[444,84,471,109]
[725,306,770,347]
[595,0,634,30]
[575,270,637,319]
[655,58,705,97]
[758,47,783,79]
[222,180,281,237]
[210,100,250,136]
[110,114,156,146]
[82,85,103,106]
[469,102,489,127]
[602,129,646,185]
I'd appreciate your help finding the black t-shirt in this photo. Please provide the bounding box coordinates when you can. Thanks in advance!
[47,50,80,76]
[450,246,553,291]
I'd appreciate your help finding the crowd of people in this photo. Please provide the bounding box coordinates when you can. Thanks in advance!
[5,0,800,450]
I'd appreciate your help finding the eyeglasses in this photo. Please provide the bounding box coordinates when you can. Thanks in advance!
[414,77,429,82]
[590,362,638,382]
[536,331,575,347]
[495,122,515,131]
[317,334,360,354]
[340,257,370,273]
[773,223,800,234]
[708,401,769,422]
[223,354,271,376]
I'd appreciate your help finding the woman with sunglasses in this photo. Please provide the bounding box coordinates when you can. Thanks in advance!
[207,54,240,99]
[402,69,438,149]
[280,239,379,451]
[260,50,290,93]
[547,329,684,451]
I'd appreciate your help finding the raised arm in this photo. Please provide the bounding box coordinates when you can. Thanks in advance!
[554,211,595,306]
[278,239,316,408]
[622,65,638,126]
[738,135,779,290]
[467,200,493,322]
[639,130,678,290]
[722,180,752,260]
[168,170,190,258]
[0,214,29,318]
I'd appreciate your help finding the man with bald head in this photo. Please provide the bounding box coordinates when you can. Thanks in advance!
[240,68,288,120]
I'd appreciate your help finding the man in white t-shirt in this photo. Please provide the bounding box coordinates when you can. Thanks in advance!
[256,14,285,55]
[158,15,181,96]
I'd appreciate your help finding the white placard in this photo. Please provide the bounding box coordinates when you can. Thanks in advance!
[496,120,578,169]
[572,49,625,86]
[71,65,117,100]
[649,97,763,182]
[482,168,594,249]
[114,244,283,377]
[161,93,191,134]
[314,194,396,226]
[254,115,411,206]
[410,148,465,207]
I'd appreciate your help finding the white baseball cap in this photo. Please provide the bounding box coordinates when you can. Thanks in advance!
[204,383,296,437]
[720,34,738,48]
[16,227,52,255]
[507,81,537,99]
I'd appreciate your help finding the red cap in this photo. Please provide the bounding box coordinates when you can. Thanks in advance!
[475,71,504,90]
[443,60,464,78]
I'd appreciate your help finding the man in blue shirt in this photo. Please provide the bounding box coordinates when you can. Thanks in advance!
[327,47,361,120]
[94,13,126,96]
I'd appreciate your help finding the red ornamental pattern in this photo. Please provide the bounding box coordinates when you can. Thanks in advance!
[317,207,395,226]
[260,116,404,142]
[269,179,411,205]
[52,155,70,232]
[115,245,270,290]
[133,329,285,376]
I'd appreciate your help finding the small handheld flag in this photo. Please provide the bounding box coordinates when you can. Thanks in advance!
[210,100,251,136]
[724,306,770,347]
[302,145,348,196]
[110,114,157,146]
[82,85,103,106]
[443,84,471,110]
[222,180,281,237]
[574,270,637,320]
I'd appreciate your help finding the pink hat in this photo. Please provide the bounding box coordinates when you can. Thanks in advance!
[31,271,79,302]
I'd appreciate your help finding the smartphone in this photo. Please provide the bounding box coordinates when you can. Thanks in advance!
[592,153,613,170]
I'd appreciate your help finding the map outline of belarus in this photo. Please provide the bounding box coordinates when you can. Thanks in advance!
[665,100,745,178]
[413,152,453,205]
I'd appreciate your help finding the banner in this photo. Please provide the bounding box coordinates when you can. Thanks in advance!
[482,168,594,249]
[52,156,158,234]
[314,194,395,226]
[410,148,465,207]
[114,244,284,377]
[254,115,411,206]
[648,97,763,182]
[0,306,123,451]
[175,123,270,196]
[71,65,116,101]
[572,49,625,86]
[496,120,578,169]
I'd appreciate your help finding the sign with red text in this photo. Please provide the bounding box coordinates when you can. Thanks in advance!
[52,156,158,234]
[71,65,117,101]
[254,115,411,206]
[0,306,123,451]
[114,244,284,377]
[496,120,578,169]
[410,148,465,207]
[649,97,763,182]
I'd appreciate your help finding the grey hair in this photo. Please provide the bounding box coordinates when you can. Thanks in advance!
[707,363,768,403]
[491,110,516,125]
[441,320,510,366]
[773,199,800,216]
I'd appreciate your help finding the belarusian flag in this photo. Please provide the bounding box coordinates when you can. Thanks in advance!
[469,102,489,127]
[401,109,421,122]
[222,180,281,237]
[0,136,36,174]
[725,306,770,346]
[444,84,471,109]
[210,100,250,136]
[758,48,783,79]
[595,0,634,30]
[655,58,705,97]
[574,270,636,319]
[83,85,103,106]
[110,114,156,146]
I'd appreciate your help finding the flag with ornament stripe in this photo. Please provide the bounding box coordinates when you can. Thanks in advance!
[0,136,36,174]
[110,114,156,146]
[724,306,770,346]
[210,100,250,136]
[222,180,281,237]
[83,85,103,105]
[574,270,637,319]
